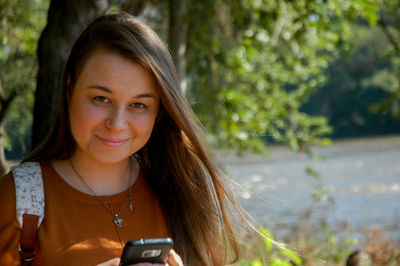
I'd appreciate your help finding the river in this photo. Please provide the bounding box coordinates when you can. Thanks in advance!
[220,135,400,245]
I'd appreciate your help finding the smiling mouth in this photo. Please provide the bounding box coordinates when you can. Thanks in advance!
[96,136,129,147]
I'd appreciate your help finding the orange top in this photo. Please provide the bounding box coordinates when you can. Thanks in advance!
[0,161,170,266]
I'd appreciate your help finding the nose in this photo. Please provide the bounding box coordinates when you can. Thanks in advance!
[105,106,128,131]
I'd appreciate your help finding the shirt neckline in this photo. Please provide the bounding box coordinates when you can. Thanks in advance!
[41,160,145,204]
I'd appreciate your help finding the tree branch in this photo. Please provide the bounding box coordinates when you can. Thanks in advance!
[378,17,400,57]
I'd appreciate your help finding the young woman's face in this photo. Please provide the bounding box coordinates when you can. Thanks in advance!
[68,49,159,164]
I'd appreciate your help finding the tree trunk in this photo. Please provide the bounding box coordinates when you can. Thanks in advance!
[168,0,187,93]
[0,122,9,175]
[0,78,18,175]
[32,0,110,149]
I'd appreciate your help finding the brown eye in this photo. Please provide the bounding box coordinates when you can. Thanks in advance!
[130,103,146,110]
[93,96,110,103]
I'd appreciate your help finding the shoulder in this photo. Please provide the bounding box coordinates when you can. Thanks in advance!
[0,170,16,210]
[0,161,47,215]
[10,162,43,193]
[11,162,45,226]
[0,171,20,265]
[0,161,44,216]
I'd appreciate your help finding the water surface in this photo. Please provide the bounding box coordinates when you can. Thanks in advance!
[221,135,400,244]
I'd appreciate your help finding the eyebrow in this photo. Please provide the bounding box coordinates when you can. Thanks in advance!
[87,85,157,99]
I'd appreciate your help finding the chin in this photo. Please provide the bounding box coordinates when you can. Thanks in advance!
[89,152,132,165]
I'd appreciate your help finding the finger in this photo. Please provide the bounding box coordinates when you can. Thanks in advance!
[96,257,120,266]
[166,249,184,266]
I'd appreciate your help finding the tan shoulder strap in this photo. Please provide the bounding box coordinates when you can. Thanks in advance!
[11,162,44,227]
[11,162,44,265]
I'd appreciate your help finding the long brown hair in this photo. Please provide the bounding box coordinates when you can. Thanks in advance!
[25,12,244,265]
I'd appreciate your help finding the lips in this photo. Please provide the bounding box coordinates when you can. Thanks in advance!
[96,135,129,147]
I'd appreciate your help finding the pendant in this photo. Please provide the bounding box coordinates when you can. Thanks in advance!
[113,214,123,228]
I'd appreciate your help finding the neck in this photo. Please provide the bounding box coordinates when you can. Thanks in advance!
[67,155,137,196]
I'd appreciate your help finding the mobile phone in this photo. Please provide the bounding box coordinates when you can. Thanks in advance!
[120,237,173,265]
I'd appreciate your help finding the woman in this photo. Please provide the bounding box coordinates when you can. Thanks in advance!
[0,12,244,265]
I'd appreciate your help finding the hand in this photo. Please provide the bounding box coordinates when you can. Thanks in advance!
[96,249,184,266]
[166,249,184,266]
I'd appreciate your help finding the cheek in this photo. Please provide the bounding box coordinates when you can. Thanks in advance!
[69,102,104,139]
[69,108,87,144]
[132,114,158,139]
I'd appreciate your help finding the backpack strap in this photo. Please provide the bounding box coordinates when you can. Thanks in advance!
[11,162,44,265]
[19,214,39,265]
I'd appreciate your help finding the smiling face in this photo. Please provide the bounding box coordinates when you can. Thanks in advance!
[68,49,160,165]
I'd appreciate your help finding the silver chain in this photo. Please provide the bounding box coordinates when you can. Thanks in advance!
[69,158,134,228]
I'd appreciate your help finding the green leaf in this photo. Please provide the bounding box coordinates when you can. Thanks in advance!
[270,258,293,266]
[279,248,302,265]
[259,227,274,253]
[251,260,263,266]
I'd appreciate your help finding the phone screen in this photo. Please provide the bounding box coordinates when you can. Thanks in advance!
[120,238,173,266]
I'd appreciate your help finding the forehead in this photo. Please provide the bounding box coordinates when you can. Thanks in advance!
[75,49,160,97]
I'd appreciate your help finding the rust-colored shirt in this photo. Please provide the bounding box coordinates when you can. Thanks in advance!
[0,161,169,266]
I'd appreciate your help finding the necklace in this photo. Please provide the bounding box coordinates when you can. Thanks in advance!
[69,158,134,228]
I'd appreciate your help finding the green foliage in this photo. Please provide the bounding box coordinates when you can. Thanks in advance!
[0,0,49,159]
[185,0,384,153]
[238,227,302,266]
[302,22,400,138]
[238,215,400,265]
[299,221,359,263]
[305,166,334,202]
[302,0,400,137]
[365,0,400,118]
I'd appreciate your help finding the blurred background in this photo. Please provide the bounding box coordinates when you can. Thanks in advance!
[0,0,399,265]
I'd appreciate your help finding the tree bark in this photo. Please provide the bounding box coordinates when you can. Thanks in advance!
[32,0,110,149]
[0,122,9,175]
[168,0,187,93]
